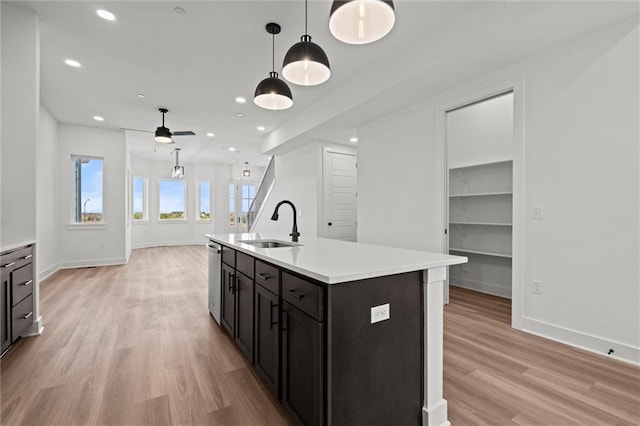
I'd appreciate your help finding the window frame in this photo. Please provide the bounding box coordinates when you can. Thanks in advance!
[69,154,105,225]
[196,180,212,222]
[158,178,187,222]
[132,176,148,222]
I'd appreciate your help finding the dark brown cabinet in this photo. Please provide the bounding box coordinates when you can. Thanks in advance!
[1,243,35,357]
[221,263,236,336]
[254,282,279,397]
[234,271,254,361]
[281,301,324,426]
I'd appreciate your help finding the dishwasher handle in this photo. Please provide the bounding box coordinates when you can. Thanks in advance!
[207,244,221,254]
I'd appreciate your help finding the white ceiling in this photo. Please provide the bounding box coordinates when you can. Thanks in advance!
[15,1,638,166]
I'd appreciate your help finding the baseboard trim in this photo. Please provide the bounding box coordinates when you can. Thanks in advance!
[24,315,44,336]
[450,278,511,299]
[57,257,128,270]
[39,264,60,281]
[522,317,639,366]
[132,241,206,250]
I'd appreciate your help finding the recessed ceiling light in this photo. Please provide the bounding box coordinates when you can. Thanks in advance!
[174,7,186,15]
[235,97,247,104]
[64,59,82,68]
[257,126,266,131]
[228,147,237,152]
[206,132,215,138]
[96,9,116,21]
[137,93,145,98]
[350,137,359,143]
[237,113,244,117]
[93,116,104,122]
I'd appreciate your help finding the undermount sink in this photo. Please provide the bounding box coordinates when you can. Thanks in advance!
[238,239,302,249]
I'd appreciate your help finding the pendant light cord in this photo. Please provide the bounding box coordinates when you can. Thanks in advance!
[272,31,275,72]
[304,0,308,35]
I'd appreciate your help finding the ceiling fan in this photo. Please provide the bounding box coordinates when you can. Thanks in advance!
[122,108,196,143]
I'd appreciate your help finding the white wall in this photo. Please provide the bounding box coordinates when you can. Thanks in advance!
[36,106,58,279]
[358,18,639,363]
[130,155,233,247]
[57,124,127,267]
[1,4,38,247]
[447,93,513,168]
[253,143,323,238]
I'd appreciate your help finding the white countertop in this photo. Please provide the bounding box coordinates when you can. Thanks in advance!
[1,240,35,254]
[206,233,467,284]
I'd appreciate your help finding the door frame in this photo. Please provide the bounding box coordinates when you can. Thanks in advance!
[435,76,524,330]
[228,180,259,233]
[320,145,358,240]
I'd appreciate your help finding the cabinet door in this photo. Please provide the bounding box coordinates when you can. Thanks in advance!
[0,270,11,354]
[221,263,236,336]
[281,302,324,426]
[234,272,254,362]
[254,283,279,397]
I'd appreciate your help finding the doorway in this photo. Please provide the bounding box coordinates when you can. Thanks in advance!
[441,83,523,329]
[229,181,257,233]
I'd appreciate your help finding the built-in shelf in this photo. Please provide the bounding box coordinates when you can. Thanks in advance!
[449,247,512,259]
[450,221,512,226]
[449,191,512,198]
[448,159,513,298]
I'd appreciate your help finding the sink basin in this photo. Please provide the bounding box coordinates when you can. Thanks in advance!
[238,239,302,249]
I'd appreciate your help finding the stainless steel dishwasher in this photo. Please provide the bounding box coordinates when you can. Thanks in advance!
[207,241,222,324]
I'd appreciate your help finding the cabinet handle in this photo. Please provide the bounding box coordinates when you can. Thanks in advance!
[21,254,32,260]
[2,262,15,268]
[269,301,278,330]
[22,312,33,320]
[287,289,304,301]
[228,273,235,293]
[281,309,288,332]
[20,280,33,286]
[232,275,238,294]
[257,273,271,281]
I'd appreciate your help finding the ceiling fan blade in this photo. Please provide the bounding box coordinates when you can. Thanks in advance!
[120,127,154,133]
[172,131,196,136]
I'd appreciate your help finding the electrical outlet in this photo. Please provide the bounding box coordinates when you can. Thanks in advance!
[533,280,543,294]
[532,207,543,220]
[371,303,390,324]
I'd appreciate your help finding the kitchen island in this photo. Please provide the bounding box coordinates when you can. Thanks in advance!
[206,233,466,426]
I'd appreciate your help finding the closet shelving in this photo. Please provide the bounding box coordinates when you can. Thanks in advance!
[448,160,513,298]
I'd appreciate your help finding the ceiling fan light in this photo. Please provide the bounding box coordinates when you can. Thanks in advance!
[329,0,395,45]
[254,72,294,110]
[155,126,172,143]
[282,35,331,86]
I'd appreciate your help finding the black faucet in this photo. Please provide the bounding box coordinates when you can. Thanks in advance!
[271,200,300,243]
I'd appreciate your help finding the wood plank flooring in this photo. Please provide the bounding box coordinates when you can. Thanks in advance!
[1,246,638,425]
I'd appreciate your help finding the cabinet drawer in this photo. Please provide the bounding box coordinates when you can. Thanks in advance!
[256,260,279,295]
[236,251,254,278]
[221,246,235,267]
[12,294,33,341]
[12,263,33,306]
[282,272,324,322]
[1,245,33,270]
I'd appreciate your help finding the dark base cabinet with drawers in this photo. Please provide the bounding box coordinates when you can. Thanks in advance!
[1,243,35,356]
[217,244,423,426]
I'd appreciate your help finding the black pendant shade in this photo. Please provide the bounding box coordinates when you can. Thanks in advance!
[329,0,395,45]
[254,23,293,110]
[155,125,172,143]
[282,0,331,86]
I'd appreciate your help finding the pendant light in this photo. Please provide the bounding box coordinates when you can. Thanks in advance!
[171,148,184,178]
[329,1,396,45]
[243,162,251,177]
[282,0,331,86]
[254,23,293,110]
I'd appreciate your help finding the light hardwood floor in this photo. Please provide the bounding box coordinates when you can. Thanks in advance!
[1,246,638,425]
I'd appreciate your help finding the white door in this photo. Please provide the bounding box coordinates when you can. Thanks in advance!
[323,149,357,241]
[229,181,257,233]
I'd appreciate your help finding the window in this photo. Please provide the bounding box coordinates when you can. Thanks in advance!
[198,181,211,220]
[132,177,147,221]
[229,183,236,227]
[72,155,103,223]
[159,180,186,220]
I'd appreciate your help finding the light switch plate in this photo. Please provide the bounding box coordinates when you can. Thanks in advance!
[371,303,390,324]
[533,207,543,220]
